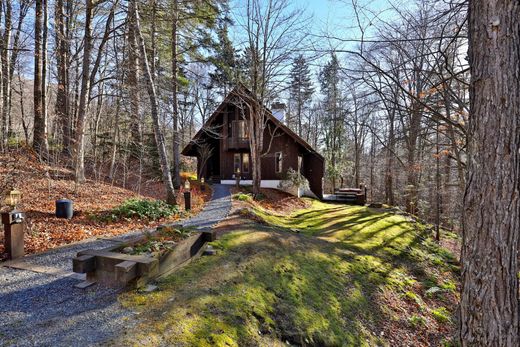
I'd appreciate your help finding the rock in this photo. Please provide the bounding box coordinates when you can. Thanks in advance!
[121,246,134,254]
[141,284,158,293]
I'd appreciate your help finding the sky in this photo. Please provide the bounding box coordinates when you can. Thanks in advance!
[229,0,405,91]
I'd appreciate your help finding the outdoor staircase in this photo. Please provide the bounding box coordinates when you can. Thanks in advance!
[334,187,366,205]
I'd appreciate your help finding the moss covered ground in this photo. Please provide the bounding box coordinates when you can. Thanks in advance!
[114,201,459,346]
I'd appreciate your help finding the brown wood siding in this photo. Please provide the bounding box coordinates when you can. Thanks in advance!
[303,152,324,199]
[184,92,324,198]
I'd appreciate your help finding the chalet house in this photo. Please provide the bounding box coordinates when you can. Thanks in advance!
[181,86,324,199]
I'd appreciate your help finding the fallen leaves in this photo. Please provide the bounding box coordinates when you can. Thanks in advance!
[0,149,211,260]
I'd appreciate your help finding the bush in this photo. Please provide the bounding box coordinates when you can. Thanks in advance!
[431,307,451,323]
[278,168,309,197]
[234,193,252,202]
[408,315,426,328]
[110,199,179,221]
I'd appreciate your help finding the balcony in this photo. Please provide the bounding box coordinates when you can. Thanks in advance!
[227,137,249,149]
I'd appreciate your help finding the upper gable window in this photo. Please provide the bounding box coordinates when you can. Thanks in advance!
[232,120,248,139]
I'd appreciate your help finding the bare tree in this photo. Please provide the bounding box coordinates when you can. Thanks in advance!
[130,0,176,204]
[33,0,49,158]
[236,0,309,194]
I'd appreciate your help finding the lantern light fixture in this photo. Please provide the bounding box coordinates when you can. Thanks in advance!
[4,189,22,209]
[184,180,191,191]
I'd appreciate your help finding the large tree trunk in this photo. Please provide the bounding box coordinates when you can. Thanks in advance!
[33,0,49,157]
[1,1,11,149]
[54,0,71,159]
[460,1,520,345]
[171,0,181,188]
[41,0,48,148]
[74,0,93,183]
[127,3,141,152]
[130,0,176,204]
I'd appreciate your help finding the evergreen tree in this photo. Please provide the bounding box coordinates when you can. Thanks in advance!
[288,54,314,137]
[319,53,344,190]
[209,22,239,96]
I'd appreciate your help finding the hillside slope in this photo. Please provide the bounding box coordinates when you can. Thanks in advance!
[0,148,208,258]
[116,201,460,346]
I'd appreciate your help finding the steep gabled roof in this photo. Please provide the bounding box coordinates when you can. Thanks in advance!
[182,85,324,161]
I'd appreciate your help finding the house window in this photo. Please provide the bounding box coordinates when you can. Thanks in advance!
[242,153,250,173]
[298,155,303,174]
[234,153,241,173]
[233,120,248,139]
[275,152,283,173]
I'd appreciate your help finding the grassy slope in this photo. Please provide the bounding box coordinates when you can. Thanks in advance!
[117,201,459,346]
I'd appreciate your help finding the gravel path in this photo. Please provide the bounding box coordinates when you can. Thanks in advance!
[0,184,231,347]
[182,184,232,229]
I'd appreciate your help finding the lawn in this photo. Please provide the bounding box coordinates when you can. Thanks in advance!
[115,201,459,346]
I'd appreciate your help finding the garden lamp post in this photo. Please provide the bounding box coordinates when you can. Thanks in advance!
[235,168,241,188]
[1,189,25,260]
[200,177,205,192]
[184,180,191,211]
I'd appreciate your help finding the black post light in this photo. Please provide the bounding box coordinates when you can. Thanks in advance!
[1,189,25,260]
[184,180,191,211]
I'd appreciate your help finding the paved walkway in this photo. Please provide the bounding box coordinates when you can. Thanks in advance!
[0,184,231,346]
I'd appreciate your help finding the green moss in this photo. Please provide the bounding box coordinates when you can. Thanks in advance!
[116,200,458,346]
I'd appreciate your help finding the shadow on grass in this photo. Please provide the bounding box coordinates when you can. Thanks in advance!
[118,231,385,346]
[115,203,459,346]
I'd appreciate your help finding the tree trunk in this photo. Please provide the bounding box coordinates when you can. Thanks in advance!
[74,0,93,183]
[171,0,181,188]
[385,108,395,205]
[130,0,176,204]
[33,0,49,158]
[54,0,71,159]
[8,1,29,141]
[1,1,11,149]
[108,93,122,181]
[460,1,520,345]
[127,3,141,152]
[41,0,48,147]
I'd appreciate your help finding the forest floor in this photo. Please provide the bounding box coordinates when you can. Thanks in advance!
[114,195,460,346]
[0,147,211,259]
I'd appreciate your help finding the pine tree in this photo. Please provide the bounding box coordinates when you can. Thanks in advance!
[209,22,238,96]
[288,55,314,137]
[319,53,343,191]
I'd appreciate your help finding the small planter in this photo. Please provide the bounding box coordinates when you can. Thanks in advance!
[72,225,215,288]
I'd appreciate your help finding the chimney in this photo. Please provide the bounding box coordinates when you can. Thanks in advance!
[271,102,286,123]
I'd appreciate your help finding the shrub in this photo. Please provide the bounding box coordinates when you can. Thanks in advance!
[278,168,309,197]
[111,199,179,221]
[234,193,252,202]
[439,280,457,292]
[408,315,426,328]
[431,307,451,323]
